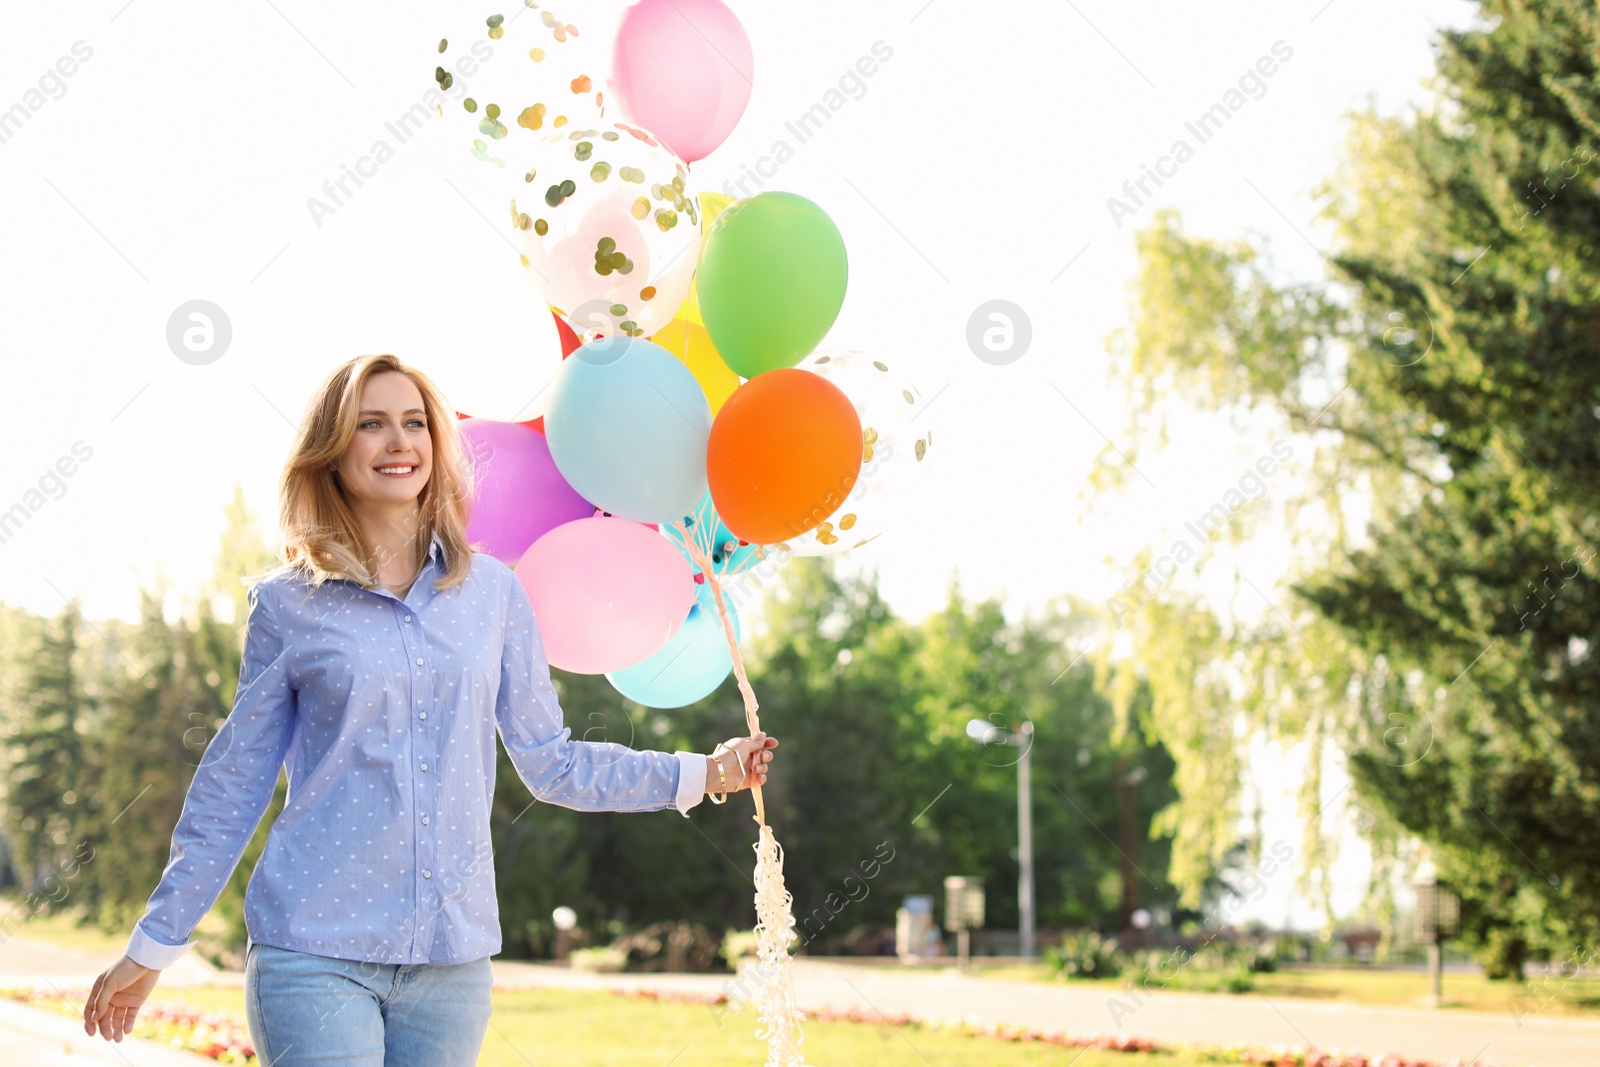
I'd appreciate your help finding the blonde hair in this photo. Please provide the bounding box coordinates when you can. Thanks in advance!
[249,354,477,594]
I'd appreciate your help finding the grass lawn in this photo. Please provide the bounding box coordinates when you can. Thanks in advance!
[1,903,129,956]
[972,961,1600,1015]
[153,985,1210,1066]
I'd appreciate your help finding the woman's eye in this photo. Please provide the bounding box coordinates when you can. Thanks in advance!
[408,419,426,428]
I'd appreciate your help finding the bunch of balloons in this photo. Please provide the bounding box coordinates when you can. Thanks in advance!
[432,0,929,709]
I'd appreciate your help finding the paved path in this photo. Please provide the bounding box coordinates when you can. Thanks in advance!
[0,998,218,1066]
[0,934,226,1066]
[6,932,1597,1066]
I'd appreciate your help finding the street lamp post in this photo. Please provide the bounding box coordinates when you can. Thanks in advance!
[1018,721,1034,961]
[966,718,1036,959]
[552,905,577,963]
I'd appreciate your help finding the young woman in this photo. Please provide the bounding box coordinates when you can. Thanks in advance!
[81,353,778,1065]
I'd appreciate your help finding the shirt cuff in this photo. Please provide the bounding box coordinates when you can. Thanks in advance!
[125,921,194,970]
[672,750,707,817]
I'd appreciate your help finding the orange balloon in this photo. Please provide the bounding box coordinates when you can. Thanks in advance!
[707,369,863,545]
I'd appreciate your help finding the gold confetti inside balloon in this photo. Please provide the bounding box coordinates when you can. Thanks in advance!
[432,4,606,130]
[779,350,929,557]
[429,5,612,232]
[512,122,702,339]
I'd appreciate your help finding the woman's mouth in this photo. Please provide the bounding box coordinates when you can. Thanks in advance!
[375,465,417,477]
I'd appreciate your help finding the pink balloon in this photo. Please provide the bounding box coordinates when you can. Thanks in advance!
[610,0,753,163]
[462,420,593,564]
[515,516,696,674]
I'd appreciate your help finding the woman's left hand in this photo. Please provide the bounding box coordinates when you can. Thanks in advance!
[712,732,778,793]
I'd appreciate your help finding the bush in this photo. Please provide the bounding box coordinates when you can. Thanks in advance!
[721,929,759,968]
[1046,930,1123,980]
[1247,939,1278,973]
[569,946,627,972]
[1272,934,1312,964]
[1478,927,1530,981]
[1129,939,1260,993]
[610,920,722,972]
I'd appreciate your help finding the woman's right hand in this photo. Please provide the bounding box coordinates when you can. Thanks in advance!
[83,955,161,1042]
[711,731,778,793]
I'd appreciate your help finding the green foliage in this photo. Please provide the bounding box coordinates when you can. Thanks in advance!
[1090,0,1600,974]
[1046,929,1123,979]
[494,559,1187,956]
[0,486,279,959]
[1247,943,1279,974]
[568,945,627,972]
[1051,936,1272,991]
[1182,941,1271,980]
[5,604,93,897]
[1124,942,1264,994]
[0,495,1187,964]
[720,928,759,964]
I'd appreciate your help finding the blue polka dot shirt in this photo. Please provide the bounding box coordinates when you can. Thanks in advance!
[124,532,707,968]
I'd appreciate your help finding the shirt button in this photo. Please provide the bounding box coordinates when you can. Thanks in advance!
[423,870,432,879]
[422,816,430,825]
[405,615,413,622]
[415,657,423,665]
[419,712,427,720]
[420,762,428,771]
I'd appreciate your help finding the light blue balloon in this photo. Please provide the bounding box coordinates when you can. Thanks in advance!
[545,335,711,523]
[607,581,741,709]
[665,490,763,578]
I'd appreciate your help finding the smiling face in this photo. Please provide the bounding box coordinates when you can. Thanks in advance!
[333,370,434,512]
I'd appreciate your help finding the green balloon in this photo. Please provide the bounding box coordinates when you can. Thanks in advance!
[696,191,848,378]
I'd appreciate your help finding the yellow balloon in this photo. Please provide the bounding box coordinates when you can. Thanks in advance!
[651,318,739,414]
[678,192,737,327]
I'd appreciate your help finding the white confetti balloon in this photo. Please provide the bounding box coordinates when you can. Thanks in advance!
[780,351,933,556]
[510,121,701,339]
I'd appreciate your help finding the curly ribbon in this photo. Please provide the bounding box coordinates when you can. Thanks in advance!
[667,518,809,1065]
[668,518,767,825]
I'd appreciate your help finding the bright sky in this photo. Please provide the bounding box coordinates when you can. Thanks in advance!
[0,0,1475,925]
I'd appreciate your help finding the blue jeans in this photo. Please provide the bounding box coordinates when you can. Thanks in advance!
[244,941,493,1066]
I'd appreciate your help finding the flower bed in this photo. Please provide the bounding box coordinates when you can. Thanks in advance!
[1,984,257,1064]
[1,980,1505,1067]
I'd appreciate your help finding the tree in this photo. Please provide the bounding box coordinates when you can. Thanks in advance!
[485,555,1186,958]
[0,603,46,892]
[85,487,279,956]
[189,486,283,960]
[0,494,1186,963]
[1091,0,1600,975]
[5,602,95,897]
[87,593,230,933]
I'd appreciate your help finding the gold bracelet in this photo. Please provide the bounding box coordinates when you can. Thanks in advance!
[708,749,729,804]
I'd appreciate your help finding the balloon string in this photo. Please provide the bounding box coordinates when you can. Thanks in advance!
[669,519,765,827]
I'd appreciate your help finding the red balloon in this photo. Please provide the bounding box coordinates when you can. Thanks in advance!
[554,311,582,357]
